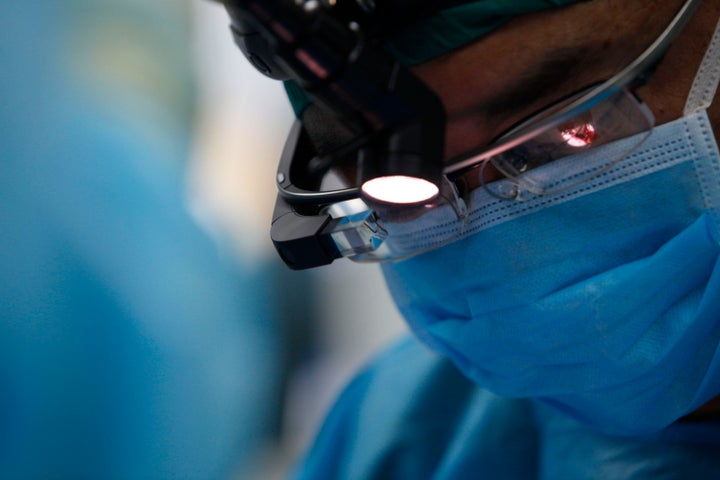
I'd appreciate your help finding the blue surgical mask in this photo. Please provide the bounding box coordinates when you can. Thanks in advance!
[382,108,720,436]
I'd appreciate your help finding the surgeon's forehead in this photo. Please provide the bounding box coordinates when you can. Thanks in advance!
[412,0,683,160]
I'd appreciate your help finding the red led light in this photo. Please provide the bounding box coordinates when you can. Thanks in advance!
[561,123,597,147]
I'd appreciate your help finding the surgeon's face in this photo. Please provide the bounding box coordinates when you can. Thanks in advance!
[411,0,720,419]
[412,0,713,163]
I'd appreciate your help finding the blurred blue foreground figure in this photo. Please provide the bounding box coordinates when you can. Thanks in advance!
[220,0,720,478]
[1,1,279,478]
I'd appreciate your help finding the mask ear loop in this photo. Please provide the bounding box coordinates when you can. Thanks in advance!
[684,15,720,115]
[684,14,720,244]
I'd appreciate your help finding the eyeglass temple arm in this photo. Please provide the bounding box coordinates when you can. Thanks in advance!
[270,121,345,270]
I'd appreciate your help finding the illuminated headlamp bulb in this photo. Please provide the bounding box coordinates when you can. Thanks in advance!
[361,175,439,205]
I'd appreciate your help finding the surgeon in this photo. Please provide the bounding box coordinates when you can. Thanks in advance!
[221,0,720,477]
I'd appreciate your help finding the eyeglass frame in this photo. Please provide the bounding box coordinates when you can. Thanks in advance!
[271,0,702,269]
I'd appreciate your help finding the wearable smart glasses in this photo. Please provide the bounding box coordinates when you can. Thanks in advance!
[225,0,701,269]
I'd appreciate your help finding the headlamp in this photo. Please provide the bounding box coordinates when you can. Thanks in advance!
[358,122,442,204]
[223,0,446,268]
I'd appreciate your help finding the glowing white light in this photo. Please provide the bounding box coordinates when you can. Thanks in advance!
[561,123,597,147]
[361,175,439,204]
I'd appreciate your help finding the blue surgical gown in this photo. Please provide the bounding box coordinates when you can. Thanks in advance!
[292,337,720,479]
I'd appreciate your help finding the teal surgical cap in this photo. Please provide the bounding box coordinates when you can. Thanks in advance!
[385,0,588,65]
[286,0,587,116]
